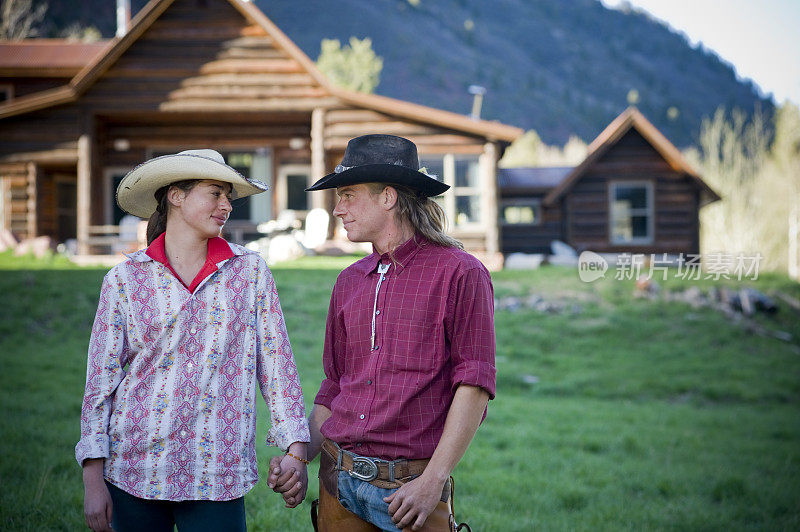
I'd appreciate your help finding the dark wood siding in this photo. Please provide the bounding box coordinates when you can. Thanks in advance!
[323,109,485,154]
[0,77,67,99]
[0,106,81,163]
[499,190,563,254]
[566,129,700,254]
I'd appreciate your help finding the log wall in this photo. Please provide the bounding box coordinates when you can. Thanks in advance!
[565,129,700,254]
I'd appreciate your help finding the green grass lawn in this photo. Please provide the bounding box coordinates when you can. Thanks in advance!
[1,250,799,531]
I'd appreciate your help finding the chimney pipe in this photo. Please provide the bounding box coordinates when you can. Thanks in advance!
[116,0,131,38]
[468,85,486,120]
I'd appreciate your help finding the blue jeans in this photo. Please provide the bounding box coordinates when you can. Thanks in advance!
[336,472,402,531]
[105,481,246,532]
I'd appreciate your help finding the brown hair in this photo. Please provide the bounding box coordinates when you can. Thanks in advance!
[145,180,198,244]
[368,183,463,249]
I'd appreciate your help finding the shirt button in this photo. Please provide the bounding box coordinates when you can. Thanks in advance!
[375,310,381,315]
[373,345,379,350]
[190,327,197,334]
[366,380,372,385]
[180,430,187,438]
[359,414,365,420]
[356,443,362,447]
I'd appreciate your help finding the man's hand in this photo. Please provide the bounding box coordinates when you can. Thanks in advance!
[384,385,490,530]
[83,459,113,532]
[267,453,308,508]
[383,473,446,531]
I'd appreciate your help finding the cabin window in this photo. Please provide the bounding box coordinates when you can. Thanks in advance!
[453,156,481,226]
[500,199,541,225]
[609,181,653,244]
[419,154,482,228]
[276,164,312,216]
[105,170,130,224]
[287,174,308,210]
[0,85,12,103]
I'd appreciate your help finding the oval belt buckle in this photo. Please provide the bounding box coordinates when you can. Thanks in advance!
[350,457,379,481]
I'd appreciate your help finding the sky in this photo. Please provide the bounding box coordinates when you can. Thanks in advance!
[601,0,800,106]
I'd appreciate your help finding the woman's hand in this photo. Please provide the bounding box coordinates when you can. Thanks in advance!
[83,459,113,531]
[267,443,308,508]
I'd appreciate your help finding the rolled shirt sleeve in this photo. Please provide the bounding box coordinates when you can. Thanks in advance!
[449,266,497,399]
[75,271,129,466]
[255,261,310,451]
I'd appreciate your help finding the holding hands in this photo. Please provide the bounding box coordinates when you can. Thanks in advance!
[267,442,308,508]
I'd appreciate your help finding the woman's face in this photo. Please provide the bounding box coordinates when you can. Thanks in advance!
[169,180,233,239]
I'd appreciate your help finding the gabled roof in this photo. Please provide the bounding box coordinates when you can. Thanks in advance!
[0,40,110,77]
[543,107,720,206]
[0,0,521,141]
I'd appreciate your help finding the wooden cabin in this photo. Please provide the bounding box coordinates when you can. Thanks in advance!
[499,107,720,256]
[0,0,521,257]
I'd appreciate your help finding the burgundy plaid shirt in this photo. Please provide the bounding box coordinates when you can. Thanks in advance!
[314,235,496,460]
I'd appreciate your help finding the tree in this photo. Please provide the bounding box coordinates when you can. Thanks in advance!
[316,37,383,93]
[770,103,800,279]
[0,0,47,41]
[58,21,101,42]
[499,130,543,167]
[499,131,587,168]
[690,104,800,275]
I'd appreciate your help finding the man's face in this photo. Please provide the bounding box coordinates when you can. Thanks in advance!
[332,183,388,243]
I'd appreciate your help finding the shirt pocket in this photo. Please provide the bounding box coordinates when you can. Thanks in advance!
[386,317,440,373]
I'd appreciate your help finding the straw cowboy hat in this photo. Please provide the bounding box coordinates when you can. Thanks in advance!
[306,134,450,197]
[116,149,268,218]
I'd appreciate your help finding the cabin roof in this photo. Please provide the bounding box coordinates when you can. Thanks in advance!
[0,40,110,76]
[0,0,521,141]
[543,107,720,206]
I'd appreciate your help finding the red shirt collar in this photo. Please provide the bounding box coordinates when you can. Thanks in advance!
[361,234,426,277]
[145,233,235,292]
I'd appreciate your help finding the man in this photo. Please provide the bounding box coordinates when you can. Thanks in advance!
[269,134,496,531]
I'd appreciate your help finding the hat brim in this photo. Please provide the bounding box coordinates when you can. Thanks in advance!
[116,153,268,218]
[306,164,449,197]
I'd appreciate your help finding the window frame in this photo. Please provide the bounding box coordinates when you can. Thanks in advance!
[451,154,482,229]
[419,153,483,230]
[276,164,313,217]
[608,180,654,245]
[103,166,134,224]
[499,198,542,226]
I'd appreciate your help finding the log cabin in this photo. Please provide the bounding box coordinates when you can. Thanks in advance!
[0,0,521,257]
[499,107,720,256]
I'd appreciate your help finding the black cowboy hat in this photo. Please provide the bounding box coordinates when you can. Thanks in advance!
[305,134,450,197]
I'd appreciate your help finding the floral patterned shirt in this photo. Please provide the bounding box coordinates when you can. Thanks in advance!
[75,239,309,501]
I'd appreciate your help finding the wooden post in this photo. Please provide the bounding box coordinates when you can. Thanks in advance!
[480,142,499,254]
[77,131,93,255]
[25,162,37,239]
[310,107,327,210]
[0,175,6,233]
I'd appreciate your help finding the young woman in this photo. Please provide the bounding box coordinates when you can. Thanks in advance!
[76,150,310,532]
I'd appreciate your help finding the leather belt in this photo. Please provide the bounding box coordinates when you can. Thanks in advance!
[322,439,429,485]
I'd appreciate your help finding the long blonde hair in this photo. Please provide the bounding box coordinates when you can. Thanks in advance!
[368,183,463,249]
